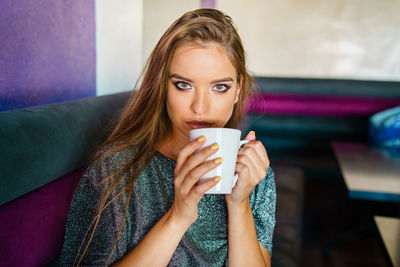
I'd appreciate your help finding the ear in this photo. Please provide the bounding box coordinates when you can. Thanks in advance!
[234,75,242,104]
[234,88,240,103]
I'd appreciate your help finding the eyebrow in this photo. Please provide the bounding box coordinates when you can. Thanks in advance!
[170,73,234,84]
[211,77,234,84]
[170,74,193,83]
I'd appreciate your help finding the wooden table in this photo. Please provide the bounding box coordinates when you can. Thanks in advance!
[332,142,400,202]
[374,216,400,267]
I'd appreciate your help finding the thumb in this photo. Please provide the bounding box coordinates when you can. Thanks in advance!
[244,130,256,141]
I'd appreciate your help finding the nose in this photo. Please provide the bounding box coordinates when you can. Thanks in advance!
[190,88,209,115]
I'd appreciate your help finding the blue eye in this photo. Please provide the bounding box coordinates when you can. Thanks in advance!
[174,81,192,90]
[213,84,230,92]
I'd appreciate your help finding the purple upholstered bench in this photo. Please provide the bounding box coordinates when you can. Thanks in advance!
[0,168,84,266]
[0,91,131,266]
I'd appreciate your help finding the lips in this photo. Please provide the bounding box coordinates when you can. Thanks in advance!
[187,121,213,129]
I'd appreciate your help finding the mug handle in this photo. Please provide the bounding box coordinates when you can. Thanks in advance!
[232,140,250,188]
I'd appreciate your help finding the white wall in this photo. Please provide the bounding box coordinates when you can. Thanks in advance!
[217,0,400,81]
[95,0,399,92]
[142,0,200,64]
[96,0,143,96]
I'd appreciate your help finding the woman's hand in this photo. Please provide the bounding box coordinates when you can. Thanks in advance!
[169,136,222,226]
[225,131,270,206]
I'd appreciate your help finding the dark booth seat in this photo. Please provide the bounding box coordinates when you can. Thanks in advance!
[272,166,304,267]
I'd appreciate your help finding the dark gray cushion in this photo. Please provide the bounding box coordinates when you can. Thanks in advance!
[272,165,304,267]
[0,91,131,205]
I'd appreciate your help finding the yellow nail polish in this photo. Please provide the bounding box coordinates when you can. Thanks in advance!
[198,136,205,142]
[215,157,223,164]
[211,143,219,150]
[215,176,222,181]
[249,131,255,135]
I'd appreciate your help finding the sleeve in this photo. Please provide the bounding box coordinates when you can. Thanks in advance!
[249,166,276,254]
[60,152,131,266]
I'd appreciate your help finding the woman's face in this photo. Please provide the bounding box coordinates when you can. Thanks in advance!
[166,42,240,143]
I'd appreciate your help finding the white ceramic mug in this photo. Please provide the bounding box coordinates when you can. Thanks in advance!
[189,128,249,194]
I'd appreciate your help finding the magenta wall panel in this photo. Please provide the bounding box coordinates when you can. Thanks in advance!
[246,93,400,116]
[0,0,95,112]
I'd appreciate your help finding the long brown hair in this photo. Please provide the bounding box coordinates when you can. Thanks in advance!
[73,8,255,266]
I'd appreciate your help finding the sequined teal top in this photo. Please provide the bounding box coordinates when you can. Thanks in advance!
[60,145,276,266]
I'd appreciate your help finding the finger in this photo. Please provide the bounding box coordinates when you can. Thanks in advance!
[238,145,269,175]
[176,143,219,184]
[235,162,251,186]
[236,153,259,184]
[235,161,260,189]
[190,176,222,202]
[235,162,249,175]
[242,131,266,161]
[241,140,269,168]
[180,157,222,195]
[244,130,256,141]
[176,136,206,173]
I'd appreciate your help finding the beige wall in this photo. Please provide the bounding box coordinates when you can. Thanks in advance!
[142,0,200,65]
[217,0,400,81]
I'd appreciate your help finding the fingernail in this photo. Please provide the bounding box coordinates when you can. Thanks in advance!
[198,136,205,142]
[215,157,223,164]
[211,143,219,150]
[249,131,255,136]
[215,176,222,181]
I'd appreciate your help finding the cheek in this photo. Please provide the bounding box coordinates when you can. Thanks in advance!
[166,88,187,118]
[212,96,236,123]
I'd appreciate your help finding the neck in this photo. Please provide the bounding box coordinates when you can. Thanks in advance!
[157,130,189,161]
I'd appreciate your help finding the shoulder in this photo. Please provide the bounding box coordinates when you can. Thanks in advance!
[95,143,138,166]
[80,143,139,187]
[91,143,139,171]
[71,143,142,212]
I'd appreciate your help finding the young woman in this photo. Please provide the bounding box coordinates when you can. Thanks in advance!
[61,8,276,267]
